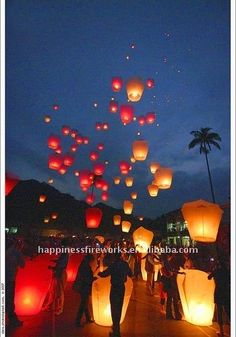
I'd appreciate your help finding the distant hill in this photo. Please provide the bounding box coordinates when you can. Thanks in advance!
[6,179,161,237]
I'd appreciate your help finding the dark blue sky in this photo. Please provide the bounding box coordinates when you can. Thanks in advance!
[6,0,230,218]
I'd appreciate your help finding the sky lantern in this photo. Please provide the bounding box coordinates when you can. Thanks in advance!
[119,161,131,175]
[48,154,63,170]
[85,207,103,228]
[113,215,121,225]
[120,105,134,125]
[109,100,118,113]
[111,77,123,92]
[96,123,102,131]
[83,137,89,145]
[130,192,138,200]
[146,112,156,124]
[147,184,159,197]
[102,123,109,130]
[132,140,149,161]
[101,180,109,192]
[92,276,132,326]
[62,125,71,136]
[15,254,52,316]
[146,78,155,89]
[93,163,105,176]
[122,221,132,232]
[133,226,154,253]
[39,195,47,203]
[101,191,109,201]
[55,146,62,154]
[90,151,99,161]
[47,135,60,150]
[86,193,95,205]
[137,116,146,126]
[75,135,83,144]
[48,178,54,184]
[123,200,133,215]
[94,177,103,189]
[130,156,136,163]
[44,115,51,123]
[181,200,223,242]
[74,170,80,177]
[5,173,19,196]
[66,253,84,282]
[97,143,104,151]
[150,162,160,174]
[125,176,134,187]
[53,104,59,111]
[70,129,78,138]
[51,212,58,220]
[139,216,144,221]
[95,236,105,244]
[177,269,215,326]
[154,167,173,189]
[70,144,78,152]
[58,165,67,175]
[63,154,74,167]
[126,77,144,102]
[79,170,94,188]
[44,217,49,223]
[113,176,121,185]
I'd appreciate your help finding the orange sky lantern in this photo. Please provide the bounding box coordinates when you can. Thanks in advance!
[66,254,84,282]
[109,100,118,113]
[62,125,71,135]
[48,135,60,150]
[39,195,47,203]
[126,77,144,102]
[132,140,149,161]
[51,212,58,220]
[44,115,51,123]
[111,77,123,92]
[150,162,160,174]
[146,78,155,88]
[58,165,67,175]
[131,192,138,200]
[133,226,154,253]
[113,215,121,225]
[123,200,133,215]
[122,220,132,232]
[113,176,121,185]
[120,105,134,125]
[147,184,159,197]
[125,176,134,187]
[154,167,173,189]
[86,207,103,228]
[48,154,63,170]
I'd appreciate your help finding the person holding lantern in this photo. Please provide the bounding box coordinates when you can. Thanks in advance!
[142,252,160,296]
[98,252,132,337]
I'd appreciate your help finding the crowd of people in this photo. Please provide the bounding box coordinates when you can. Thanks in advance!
[5,235,230,337]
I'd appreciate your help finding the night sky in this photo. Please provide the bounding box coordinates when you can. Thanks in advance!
[6,0,230,218]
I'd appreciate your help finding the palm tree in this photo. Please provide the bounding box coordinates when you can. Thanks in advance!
[188,127,221,203]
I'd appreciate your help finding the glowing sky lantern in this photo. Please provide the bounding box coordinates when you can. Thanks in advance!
[92,276,133,326]
[48,178,54,184]
[90,151,99,161]
[79,170,94,188]
[109,100,118,113]
[101,180,109,191]
[119,161,131,175]
[15,254,52,315]
[70,144,78,152]
[113,215,121,225]
[126,77,144,102]
[93,163,105,176]
[94,177,103,189]
[83,137,89,145]
[150,162,160,174]
[55,146,62,154]
[58,165,67,175]
[102,123,109,130]
[147,184,159,197]
[85,207,103,228]
[101,191,109,201]
[62,125,71,136]
[5,173,19,196]
[132,140,149,161]
[130,192,138,200]
[120,105,134,125]
[95,235,105,244]
[96,123,102,131]
[39,195,47,203]
[133,226,154,253]
[48,154,63,170]
[48,135,60,150]
[145,112,156,124]
[44,115,51,123]
[130,156,136,163]
[113,176,121,185]
[70,129,78,138]
[125,176,134,187]
[177,269,215,326]
[74,170,80,177]
[44,216,50,223]
[123,200,133,215]
[97,143,104,151]
[63,154,74,167]
[53,104,59,111]
[122,220,132,232]
[66,253,84,282]
[75,135,83,144]
[137,116,146,126]
[181,199,223,242]
[154,167,173,189]
[51,212,58,220]
[111,77,123,92]
[86,193,95,205]
[146,78,155,89]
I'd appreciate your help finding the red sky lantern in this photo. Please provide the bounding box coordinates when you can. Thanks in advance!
[75,135,83,144]
[95,177,103,189]
[96,123,102,131]
[146,79,155,88]
[93,163,105,176]
[63,154,74,167]
[48,154,63,170]
[109,100,119,113]
[51,212,58,220]
[48,135,60,150]
[97,143,104,151]
[58,165,67,175]
[70,144,78,152]
[83,137,89,145]
[79,170,94,188]
[86,193,95,205]
[137,116,146,126]
[102,123,109,130]
[145,112,156,124]
[120,105,134,125]
[85,207,103,228]
[66,254,84,282]
[81,186,88,192]
[101,180,109,191]
[111,77,123,92]
[101,191,108,201]
[55,146,62,154]
[119,161,132,175]
[39,195,47,203]
[70,129,78,138]
[53,104,59,111]
[6,173,19,196]
[62,125,71,136]
[90,151,99,161]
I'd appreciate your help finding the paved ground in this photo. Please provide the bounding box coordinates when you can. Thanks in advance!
[7,279,230,337]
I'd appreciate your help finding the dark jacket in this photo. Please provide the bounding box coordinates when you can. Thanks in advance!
[98,259,132,287]
[73,259,95,295]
